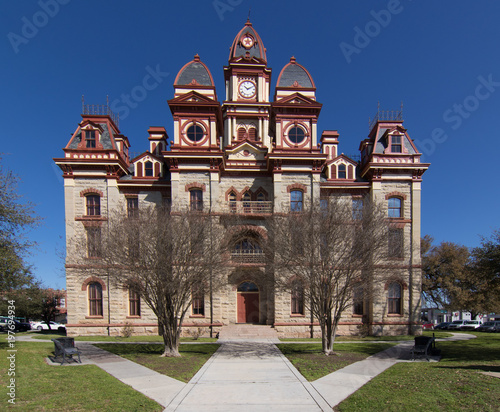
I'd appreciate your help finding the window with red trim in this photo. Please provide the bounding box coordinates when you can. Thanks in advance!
[129,288,141,317]
[86,195,100,216]
[85,130,97,148]
[190,189,203,211]
[88,282,103,316]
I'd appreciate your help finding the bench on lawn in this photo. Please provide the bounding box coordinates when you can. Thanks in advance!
[410,336,435,361]
[52,338,82,365]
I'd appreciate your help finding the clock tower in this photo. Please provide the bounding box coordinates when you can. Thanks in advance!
[222,20,272,149]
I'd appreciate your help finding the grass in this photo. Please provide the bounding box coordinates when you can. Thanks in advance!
[279,330,453,342]
[96,343,220,382]
[277,342,397,381]
[28,332,217,343]
[336,332,500,411]
[0,340,162,411]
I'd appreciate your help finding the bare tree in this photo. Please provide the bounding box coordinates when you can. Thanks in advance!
[74,205,225,357]
[267,196,389,355]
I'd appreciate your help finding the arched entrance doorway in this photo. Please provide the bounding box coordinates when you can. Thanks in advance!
[237,281,259,323]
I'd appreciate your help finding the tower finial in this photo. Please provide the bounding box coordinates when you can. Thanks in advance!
[248,7,251,21]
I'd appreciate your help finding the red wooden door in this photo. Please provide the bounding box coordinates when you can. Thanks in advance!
[237,292,259,323]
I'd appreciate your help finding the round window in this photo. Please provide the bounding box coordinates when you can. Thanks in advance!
[288,126,305,144]
[186,124,204,142]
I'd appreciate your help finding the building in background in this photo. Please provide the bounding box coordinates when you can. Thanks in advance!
[54,21,429,337]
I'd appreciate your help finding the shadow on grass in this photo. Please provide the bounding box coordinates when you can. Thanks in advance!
[437,364,500,373]
[97,343,219,356]
[277,342,396,357]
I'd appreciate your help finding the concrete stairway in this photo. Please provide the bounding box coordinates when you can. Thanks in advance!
[218,324,280,342]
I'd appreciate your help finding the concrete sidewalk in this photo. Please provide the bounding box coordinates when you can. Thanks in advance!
[165,340,331,411]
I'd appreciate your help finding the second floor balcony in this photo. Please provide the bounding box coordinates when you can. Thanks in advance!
[224,201,273,215]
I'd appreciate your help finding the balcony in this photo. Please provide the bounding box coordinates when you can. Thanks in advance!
[230,251,265,264]
[224,201,273,215]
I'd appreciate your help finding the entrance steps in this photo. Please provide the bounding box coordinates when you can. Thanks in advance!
[218,324,280,342]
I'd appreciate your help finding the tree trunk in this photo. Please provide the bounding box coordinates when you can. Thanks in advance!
[160,320,181,357]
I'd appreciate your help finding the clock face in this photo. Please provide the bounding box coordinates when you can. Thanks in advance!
[239,80,256,98]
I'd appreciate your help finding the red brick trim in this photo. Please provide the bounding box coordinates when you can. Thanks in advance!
[81,276,106,291]
[185,182,206,192]
[384,278,408,290]
[286,183,307,193]
[226,224,268,240]
[385,192,407,200]
[80,188,104,197]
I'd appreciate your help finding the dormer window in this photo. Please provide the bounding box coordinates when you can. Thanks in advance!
[338,164,346,179]
[145,161,153,177]
[390,135,402,153]
[85,130,97,148]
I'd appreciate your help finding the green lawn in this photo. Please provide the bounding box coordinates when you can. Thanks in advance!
[277,342,397,381]
[96,343,220,382]
[0,340,162,411]
[279,331,453,342]
[336,332,500,411]
[28,332,217,343]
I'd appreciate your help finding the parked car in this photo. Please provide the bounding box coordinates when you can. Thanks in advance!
[460,320,482,330]
[0,317,31,332]
[32,321,66,332]
[422,322,434,330]
[477,321,500,333]
[447,320,467,330]
[434,322,451,330]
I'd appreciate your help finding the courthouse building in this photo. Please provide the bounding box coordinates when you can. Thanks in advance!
[55,21,429,337]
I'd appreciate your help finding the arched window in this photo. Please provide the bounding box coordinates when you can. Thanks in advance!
[338,164,346,179]
[186,124,204,142]
[290,190,303,212]
[248,127,257,141]
[291,280,304,315]
[237,281,259,292]
[388,282,402,314]
[388,197,402,218]
[229,191,237,213]
[288,126,305,144]
[145,161,153,177]
[129,288,141,317]
[190,189,203,211]
[242,192,251,213]
[237,127,246,140]
[88,282,103,316]
[86,195,100,216]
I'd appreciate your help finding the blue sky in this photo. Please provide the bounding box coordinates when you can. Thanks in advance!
[1,0,499,289]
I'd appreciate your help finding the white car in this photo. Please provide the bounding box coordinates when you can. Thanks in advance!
[32,321,66,332]
[447,320,467,330]
[460,320,482,330]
